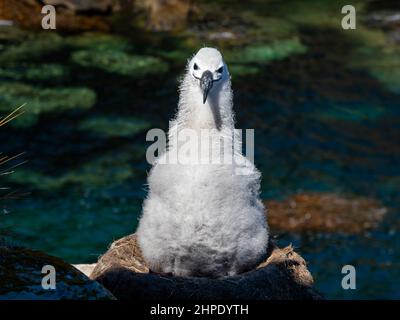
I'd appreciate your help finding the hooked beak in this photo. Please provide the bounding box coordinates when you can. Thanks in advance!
[200,71,213,104]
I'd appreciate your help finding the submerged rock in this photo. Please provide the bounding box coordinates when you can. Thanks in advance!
[226,38,307,65]
[79,116,151,138]
[224,38,307,77]
[267,193,387,234]
[90,234,322,300]
[71,49,168,77]
[0,32,64,64]
[347,26,400,94]
[8,151,136,190]
[0,64,69,81]
[66,33,131,52]
[0,82,96,127]
[0,245,114,300]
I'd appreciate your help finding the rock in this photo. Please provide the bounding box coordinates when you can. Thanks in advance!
[0,20,13,26]
[42,0,119,13]
[0,0,193,32]
[70,49,169,77]
[0,0,110,31]
[78,116,152,138]
[388,29,400,44]
[207,31,237,41]
[267,193,387,234]
[365,11,400,44]
[144,0,192,31]
[0,245,115,299]
[0,83,96,127]
[90,234,322,300]
[366,12,400,28]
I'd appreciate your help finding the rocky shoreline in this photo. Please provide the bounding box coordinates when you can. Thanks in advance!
[1,234,322,300]
[0,244,114,299]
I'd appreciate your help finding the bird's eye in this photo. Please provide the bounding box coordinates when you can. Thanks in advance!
[217,66,224,74]
[194,63,199,70]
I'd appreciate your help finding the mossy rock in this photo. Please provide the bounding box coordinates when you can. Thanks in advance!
[370,67,400,94]
[66,33,132,52]
[228,64,260,77]
[0,245,114,300]
[158,46,196,63]
[158,35,306,78]
[220,38,307,77]
[269,0,400,95]
[349,45,400,94]
[8,152,136,190]
[79,116,152,138]
[90,234,322,300]
[0,83,96,127]
[240,13,297,42]
[0,26,29,42]
[71,49,168,77]
[226,38,307,65]
[0,32,64,65]
[273,0,367,28]
[0,64,69,82]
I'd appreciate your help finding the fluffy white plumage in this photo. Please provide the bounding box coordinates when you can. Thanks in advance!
[136,47,269,278]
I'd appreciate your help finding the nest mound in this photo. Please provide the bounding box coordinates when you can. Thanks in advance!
[90,234,322,300]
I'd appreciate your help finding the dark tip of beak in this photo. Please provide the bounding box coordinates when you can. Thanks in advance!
[200,71,213,104]
[203,92,208,104]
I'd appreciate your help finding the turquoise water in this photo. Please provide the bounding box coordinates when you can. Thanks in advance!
[1,0,399,299]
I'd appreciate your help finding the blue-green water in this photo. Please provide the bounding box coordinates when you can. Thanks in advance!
[1,0,399,299]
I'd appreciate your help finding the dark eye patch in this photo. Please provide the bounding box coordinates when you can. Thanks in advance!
[217,66,224,73]
[194,63,199,70]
